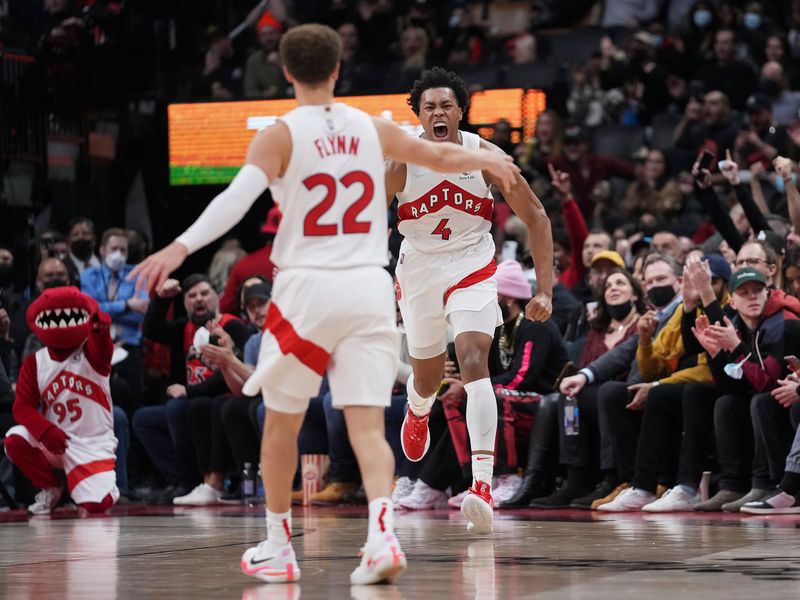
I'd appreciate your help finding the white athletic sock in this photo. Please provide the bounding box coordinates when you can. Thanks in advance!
[266,509,292,546]
[465,378,496,485]
[407,372,435,418]
[367,497,394,543]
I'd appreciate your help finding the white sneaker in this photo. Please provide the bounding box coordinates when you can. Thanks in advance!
[350,532,407,585]
[642,486,700,513]
[241,540,301,583]
[596,487,656,512]
[391,477,415,508]
[460,481,493,534]
[173,483,223,506]
[492,474,522,504]
[398,480,448,510]
[448,488,470,509]
[28,486,62,515]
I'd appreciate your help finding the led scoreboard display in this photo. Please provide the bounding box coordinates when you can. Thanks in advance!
[168,89,546,185]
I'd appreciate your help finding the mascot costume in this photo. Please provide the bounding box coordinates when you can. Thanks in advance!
[5,286,119,514]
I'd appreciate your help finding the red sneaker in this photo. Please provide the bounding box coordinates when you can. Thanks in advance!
[400,406,431,462]
[460,481,493,534]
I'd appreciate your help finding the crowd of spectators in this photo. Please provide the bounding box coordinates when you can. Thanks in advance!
[4,1,800,514]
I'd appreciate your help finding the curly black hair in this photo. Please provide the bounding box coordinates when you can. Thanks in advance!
[407,67,470,116]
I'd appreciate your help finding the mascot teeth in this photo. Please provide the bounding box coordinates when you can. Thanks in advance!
[27,287,102,347]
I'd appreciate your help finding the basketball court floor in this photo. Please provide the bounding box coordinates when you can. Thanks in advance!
[1,505,799,599]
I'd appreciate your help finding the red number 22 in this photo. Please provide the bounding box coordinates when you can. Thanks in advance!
[303,171,374,236]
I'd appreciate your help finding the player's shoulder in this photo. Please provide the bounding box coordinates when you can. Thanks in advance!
[251,120,291,147]
[478,136,507,156]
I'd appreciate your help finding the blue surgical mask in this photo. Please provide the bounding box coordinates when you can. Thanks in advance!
[693,9,712,28]
[743,12,761,30]
[651,35,663,48]
[775,173,798,194]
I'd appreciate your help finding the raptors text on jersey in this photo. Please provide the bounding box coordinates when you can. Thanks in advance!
[396,131,493,252]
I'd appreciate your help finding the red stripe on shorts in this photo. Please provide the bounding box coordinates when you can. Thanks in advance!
[443,260,497,305]
[67,458,116,491]
[265,302,330,376]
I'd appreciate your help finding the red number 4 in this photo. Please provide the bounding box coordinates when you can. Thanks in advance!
[432,219,452,240]
[303,171,374,236]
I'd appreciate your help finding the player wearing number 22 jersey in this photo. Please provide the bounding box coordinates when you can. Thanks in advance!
[385,67,554,536]
[130,26,522,588]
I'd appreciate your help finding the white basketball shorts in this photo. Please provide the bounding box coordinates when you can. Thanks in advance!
[245,266,399,414]
[395,234,502,360]
[6,425,119,505]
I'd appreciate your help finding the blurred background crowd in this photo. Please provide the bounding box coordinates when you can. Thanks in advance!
[3,0,800,514]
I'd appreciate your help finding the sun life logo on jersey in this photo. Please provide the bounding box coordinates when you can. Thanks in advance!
[459,171,475,180]
[325,119,335,132]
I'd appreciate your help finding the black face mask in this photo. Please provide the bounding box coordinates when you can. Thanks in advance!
[759,79,782,98]
[43,278,68,289]
[71,239,94,260]
[606,300,633,322]
[0,264,12,285]
[647,285,676,309]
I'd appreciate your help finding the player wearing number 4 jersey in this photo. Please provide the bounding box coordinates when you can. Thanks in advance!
[385,67,554,535]
[130,25,520,586]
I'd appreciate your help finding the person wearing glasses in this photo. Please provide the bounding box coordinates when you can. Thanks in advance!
[733,240,800,316]
[688,267,800,511]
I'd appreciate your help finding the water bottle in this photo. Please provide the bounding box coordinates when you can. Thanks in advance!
[564,395,580,436]
[242,462,255,501]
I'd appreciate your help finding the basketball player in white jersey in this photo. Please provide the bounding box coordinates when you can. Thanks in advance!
[386,67,553,534]
[130,25,520,586]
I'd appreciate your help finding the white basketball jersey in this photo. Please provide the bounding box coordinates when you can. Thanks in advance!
[396,130,493,252]
[269,103,388,270]
[35,346,113,438]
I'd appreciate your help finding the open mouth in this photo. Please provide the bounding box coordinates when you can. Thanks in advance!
[432,121,448,140]
[35,307,89,330]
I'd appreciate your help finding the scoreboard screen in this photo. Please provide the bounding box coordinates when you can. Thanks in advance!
[168,89,546,185]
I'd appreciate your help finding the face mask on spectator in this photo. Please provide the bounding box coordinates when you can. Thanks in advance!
[104,250,126,272]
[647,285,676,308]
[43,278,68,289]
[0,264,11,284]
[606,300,633,321]
[651,35,663,48]
[71,239,94,260]
[743,12,761,30]
[693,9,712,28]
[760,79,782,97]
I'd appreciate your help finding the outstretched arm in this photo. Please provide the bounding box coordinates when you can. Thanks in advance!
[128,123,290,293]
[373,118,520,194]
[85,311,114,376]
[775,157,800,232]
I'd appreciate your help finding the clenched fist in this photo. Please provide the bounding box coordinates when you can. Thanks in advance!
[40,426,70,455]
[526,293,553,322]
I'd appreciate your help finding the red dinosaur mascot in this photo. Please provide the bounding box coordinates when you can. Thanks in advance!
[5,286,119,514]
